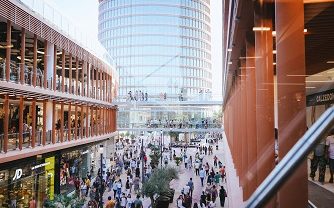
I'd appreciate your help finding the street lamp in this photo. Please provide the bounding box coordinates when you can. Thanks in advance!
[99,145,104,208]
[160,130,163,168]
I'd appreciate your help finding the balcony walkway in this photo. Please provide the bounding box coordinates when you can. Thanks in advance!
[113,100,224,108]
[117,127,224,133]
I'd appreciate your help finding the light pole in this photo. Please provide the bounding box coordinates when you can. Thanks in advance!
[160,130,163,168]
[99,145,104,208]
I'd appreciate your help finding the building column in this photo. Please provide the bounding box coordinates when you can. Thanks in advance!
[275,0,307,207]
[46,42,55,89]
[60,103,64,142]
[31,99,36,147]
[61,49,65,92]
[53,46,57,91]
[68,103,72,141]
[245,39,257,199]
[240,59,248,198]
[43,41,48,88]
[3,95,9,152]
[69,54,72,94]
[52,101,56,144]
[91,106,94,136]
[76,58,79,95]
[86,105,89,137]
[74,104,78,140]
[20,28,25,84]
[32,35,37,87]
[18,97,23,150]
[86,62,89,97]
[42,101,47,145]
[254,4,275,189]
[79,105,83,139]
[5,20,11,81]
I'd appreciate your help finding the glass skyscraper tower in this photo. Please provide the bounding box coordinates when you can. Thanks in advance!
[98,0,212,101]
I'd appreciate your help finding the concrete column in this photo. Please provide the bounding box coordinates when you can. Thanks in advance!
[31,99,36,147]
[245,40,257,200]
[5,20,11,81]
[53,46,57,91]
[19,97,24,150]
[45,101,53,131]
[20,28,25,84]
[254,6,275,188]
[46,42,55,87]
[32,35,37,87]
[240,60,248,198]
[275,0,307,207]
[3,95,9,152]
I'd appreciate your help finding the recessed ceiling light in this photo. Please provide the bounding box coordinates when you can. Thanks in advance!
[253,27,270,31]
[228,62,232,65]
[306,86,316,89]
[227,49,232,52]
[327,61,334,64]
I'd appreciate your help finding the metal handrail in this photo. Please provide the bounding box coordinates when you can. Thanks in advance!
[245,106,334,208]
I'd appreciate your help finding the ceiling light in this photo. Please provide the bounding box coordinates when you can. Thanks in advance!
[304,29,308,33]
[239,56,261,59]
[273,63,276,65]
[37,50,44,55]
[253,27,270,31]
[273,50,277,54]
[228,62,232,65]
[306,87,316,89]
[227,49,232,52]
[272,31,276,36]
[327,61,334,64]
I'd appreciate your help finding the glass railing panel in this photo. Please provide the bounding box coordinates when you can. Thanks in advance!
[8,133,19,150]
[46,130,52,144]
[22,131,31,149]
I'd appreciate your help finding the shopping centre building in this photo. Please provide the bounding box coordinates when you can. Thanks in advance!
[222,0,334,207]
[0,0,118,207]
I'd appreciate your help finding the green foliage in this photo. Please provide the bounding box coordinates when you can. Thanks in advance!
[175,157,182,166]
[125,131,130,137]
[130,134,135,139]
[149,147,161,168]
[142,167,179,208]
[119,132,125,137]
[43,194,84,208]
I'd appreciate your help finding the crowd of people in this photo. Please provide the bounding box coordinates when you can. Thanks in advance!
[173,136,227,208]
[310,129,334,184]
[127,90,148,101]
[145,118,222,129]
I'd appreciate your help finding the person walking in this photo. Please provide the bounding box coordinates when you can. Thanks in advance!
[310,138,327,183]
[213,155,218,168]
[326,131,334,183]
[105,196,116,208]
[194,160,200,176]
[187,178,194,197]
[133,194,143,208]
[199,168,205,187]
[211,185,218,203]
[219,186,227,207]
[120,193,127,208]
[113,180,118,199]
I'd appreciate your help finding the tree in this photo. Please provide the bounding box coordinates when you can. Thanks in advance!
[149,145,161,169]
[142,167,178,208]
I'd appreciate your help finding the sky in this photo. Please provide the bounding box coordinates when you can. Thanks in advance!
[48,0,223,96]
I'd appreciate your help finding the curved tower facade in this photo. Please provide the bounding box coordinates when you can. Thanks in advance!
[98,0,212,101]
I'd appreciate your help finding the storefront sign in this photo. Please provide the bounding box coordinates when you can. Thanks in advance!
[45,157,55,200]
[31,162,50,170]
[12,169,23,180]
[307,89,334,106]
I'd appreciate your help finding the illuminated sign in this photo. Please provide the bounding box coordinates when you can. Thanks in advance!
[12,169,23,180]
